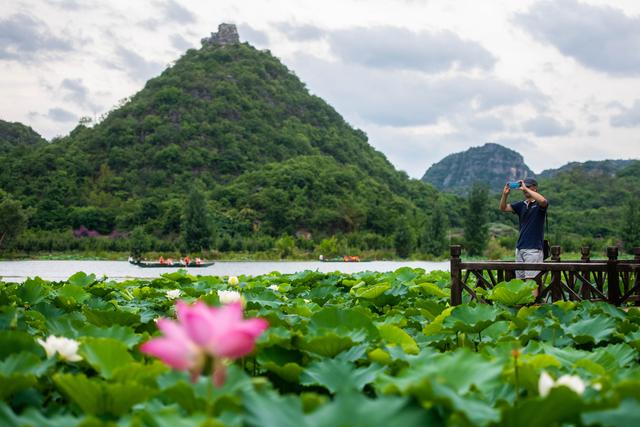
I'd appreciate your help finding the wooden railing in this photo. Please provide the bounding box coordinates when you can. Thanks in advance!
[450,245,640,306]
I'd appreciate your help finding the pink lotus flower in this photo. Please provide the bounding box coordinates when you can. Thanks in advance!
[141,300,268,386]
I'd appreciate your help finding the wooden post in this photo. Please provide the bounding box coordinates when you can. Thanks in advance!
[580,246,591,300]
[550,246,562,301]
[634,247,640,263]
[450,245,462,306]
[607,247,620,305]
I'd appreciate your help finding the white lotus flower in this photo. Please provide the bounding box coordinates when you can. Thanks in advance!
[218,289,243,305]
[538,371,586,397]
[538,371,555,397]
[37,336,82,362]
[268,284,279,291]
[228,276,239,286]
[555,374,586,395]
[165,289,182,300]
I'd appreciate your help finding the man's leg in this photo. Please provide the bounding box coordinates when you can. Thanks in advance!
[521,249,544,298]
[515,249,526,280]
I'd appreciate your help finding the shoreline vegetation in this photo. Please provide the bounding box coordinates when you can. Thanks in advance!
[0,249,633,262]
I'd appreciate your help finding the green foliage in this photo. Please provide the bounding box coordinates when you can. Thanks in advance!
[487,279,537,306]
[0,119,46,153]
[182,187,212,252]
[421,201,448,256]
[622,197,640,252]
[1,268,640,424]
[464,184,489,255]
[394,220,415,258]
[536,161,640,244]
[275,235,296,258]
[0,191,28,251]
[0,42,455,256]
[129,226,151,258]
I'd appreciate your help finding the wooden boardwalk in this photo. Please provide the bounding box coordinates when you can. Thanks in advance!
[449,245,640,306]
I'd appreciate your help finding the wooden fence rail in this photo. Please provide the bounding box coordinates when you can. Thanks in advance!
[450,245,640,306]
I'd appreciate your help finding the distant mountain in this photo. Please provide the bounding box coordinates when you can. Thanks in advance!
[538,159,636,179]
[421,143,535,194]
[0,119,47,153]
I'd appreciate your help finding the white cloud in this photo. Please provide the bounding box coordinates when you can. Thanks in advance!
[60,78,102,112]
[107,46,165,82]
[515,0,640,76]
[290,53,544,128]
[0,13,75,61]
[47,107,77,122]
[522,115,574,137]
[610,100,640,127]
[169,33,194,51]
[328,26,496,73]
[161,0,196,24]
[0,0,638,175]
[237,23,270,47]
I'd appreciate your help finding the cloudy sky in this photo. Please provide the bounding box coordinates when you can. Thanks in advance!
[2,0,640,177]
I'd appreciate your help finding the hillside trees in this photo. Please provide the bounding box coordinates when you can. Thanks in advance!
[421,201,448,256]
[464,184,489,256]
[0,42,463,256]
[394,219,416,259]
[622,197,640,252]
[0,191,28,251]
[182,186,213,252]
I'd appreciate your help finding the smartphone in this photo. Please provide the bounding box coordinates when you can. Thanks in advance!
[508,182,520,189]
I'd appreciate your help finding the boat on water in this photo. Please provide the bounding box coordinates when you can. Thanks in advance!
[129,260,215,268]
[320,255,367,262]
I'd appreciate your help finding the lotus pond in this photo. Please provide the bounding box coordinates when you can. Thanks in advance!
[1,268,640,426]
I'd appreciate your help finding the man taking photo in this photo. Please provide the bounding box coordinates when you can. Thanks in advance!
[499,177,548,294]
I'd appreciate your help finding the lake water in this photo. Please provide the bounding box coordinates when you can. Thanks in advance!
[0,260,450,282]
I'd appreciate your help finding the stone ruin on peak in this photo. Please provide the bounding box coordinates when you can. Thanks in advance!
[201,23,240,46]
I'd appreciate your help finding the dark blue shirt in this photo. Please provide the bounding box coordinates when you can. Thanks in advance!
[511,200,547,249]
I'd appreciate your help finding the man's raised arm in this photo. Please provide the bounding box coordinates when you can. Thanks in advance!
[499,184,513,212]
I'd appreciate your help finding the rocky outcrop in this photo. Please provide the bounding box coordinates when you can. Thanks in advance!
[201,23,240,46]
[421,143,535,194]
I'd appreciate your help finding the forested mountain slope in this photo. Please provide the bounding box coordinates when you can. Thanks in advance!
[0,36,452,252]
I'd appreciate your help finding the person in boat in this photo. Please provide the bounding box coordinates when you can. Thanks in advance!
[195,257,202,265]
[184,255,191,266]
[159,255,165,265]
[166,258,174,265]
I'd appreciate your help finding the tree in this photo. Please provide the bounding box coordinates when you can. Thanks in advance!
[0,193,28,251]
[182,187,213,252]
[275,235,296,259]
[394,220,416,259]
[464,184,489,256]
[622,197,640,252]
[422,201,448,256]
[129,226,151,259]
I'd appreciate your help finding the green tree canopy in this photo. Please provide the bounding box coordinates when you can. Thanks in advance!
[182,187,213,253]
[0,191,28,251]
[464,184,489,256]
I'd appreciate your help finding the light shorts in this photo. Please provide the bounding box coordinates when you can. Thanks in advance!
[515,248,544,279]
